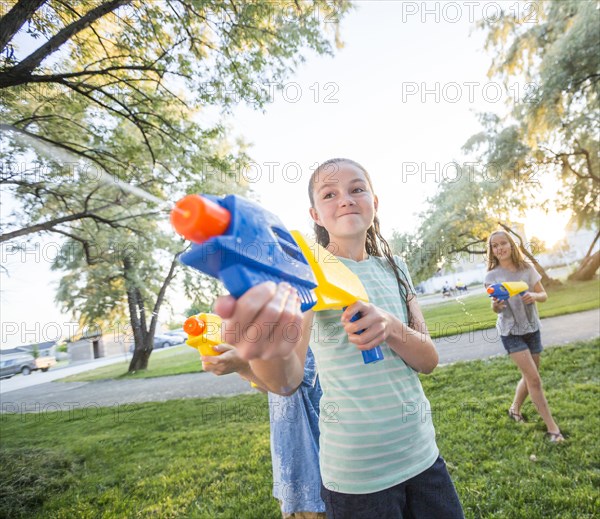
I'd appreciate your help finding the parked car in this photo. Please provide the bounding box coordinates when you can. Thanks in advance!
[153,334,182,349]
[35,356,57,372]
[164,329,188,342]
[0,353,37,378]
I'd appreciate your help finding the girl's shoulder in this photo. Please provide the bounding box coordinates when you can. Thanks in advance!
[391,254,409,271]
[521,262,542,283]
[484,268,500,284]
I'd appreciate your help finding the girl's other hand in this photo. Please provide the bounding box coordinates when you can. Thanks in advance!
[341,301,392,352]
[491,297,507,313]
[213,282,303,361]
[201,344,247,376]
[521,291,537,304]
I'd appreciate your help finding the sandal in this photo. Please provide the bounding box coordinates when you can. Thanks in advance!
[508,408,525,423]
[546,432,565,443]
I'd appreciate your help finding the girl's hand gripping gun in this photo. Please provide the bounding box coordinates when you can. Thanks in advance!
[185,313,261,389]
[183,313,224,357]
[290,231,384,364]
[486,281,529,301]
[170,194,318,311]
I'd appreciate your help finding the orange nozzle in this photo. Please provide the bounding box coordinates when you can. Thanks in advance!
[170,194,231,243]
[184,316,206,336]
[486,287,494,295]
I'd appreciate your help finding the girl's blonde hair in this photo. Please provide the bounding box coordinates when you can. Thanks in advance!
[308,158,415,326]
[486,230,528,271]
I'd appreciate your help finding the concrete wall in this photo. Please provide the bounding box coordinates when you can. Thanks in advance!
[68,336,130,363]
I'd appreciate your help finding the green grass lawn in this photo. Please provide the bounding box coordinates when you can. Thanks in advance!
[60,345,202,382]
[60,279,599,382]
[423,278,600,339]
[1,338,598,518]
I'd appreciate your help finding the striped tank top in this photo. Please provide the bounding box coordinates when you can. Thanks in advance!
[311,255,439,494]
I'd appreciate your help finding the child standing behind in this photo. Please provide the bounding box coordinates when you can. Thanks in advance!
[484,230,564,443]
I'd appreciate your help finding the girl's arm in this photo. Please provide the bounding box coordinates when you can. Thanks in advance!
[213,281,312,395]
[521,280,547,304]
[341,297,439,374]
[247,312,312,396]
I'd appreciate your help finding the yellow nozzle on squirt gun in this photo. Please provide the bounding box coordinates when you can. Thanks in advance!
[183,313,224,357]
[486,281,529,301]
[290,231,384,364]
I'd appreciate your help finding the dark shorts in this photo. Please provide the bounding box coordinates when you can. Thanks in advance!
[320,455,464,519]
[500,330,543,355]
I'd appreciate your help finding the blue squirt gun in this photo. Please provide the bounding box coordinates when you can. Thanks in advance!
[170,194,383,364]
[486,281,529,301]
[170,194,318,311]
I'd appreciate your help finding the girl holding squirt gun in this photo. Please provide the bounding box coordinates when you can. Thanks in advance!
[485,230,564,443]
[207,159,464,519]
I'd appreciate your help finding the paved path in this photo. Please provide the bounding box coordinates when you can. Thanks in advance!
[1,309,598,413]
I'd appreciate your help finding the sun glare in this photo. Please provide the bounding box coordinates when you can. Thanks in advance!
[523,208,571,249]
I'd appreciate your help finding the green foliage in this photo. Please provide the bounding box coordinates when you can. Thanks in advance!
[406,1,599,282]
[0,1,351,355]
[391,168,510,282]
[60,345,202,382]
[1,340,598,518]
[475,0,599,234]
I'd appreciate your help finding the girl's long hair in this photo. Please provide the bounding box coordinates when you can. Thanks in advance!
[308,158,415,327]
[486,230,528,271]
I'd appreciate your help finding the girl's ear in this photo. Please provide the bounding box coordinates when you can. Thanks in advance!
[309,206,321,225]
[374,195,379,213]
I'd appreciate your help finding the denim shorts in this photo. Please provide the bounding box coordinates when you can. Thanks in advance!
[500,330,543,355]
[320,456,464,519]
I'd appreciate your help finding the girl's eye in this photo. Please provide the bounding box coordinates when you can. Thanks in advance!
[323,192,335,199]
[353,187,364,193]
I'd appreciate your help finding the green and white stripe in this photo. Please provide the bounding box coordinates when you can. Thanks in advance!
[312,255,439,494]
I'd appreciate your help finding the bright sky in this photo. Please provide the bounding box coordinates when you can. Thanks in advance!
[0,1,568,348]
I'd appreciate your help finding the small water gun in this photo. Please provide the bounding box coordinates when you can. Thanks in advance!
[170,194,318,311]
[291,231,384,364]
[486,281,529,301]
[185,312,262,389]
[183,313,224,356]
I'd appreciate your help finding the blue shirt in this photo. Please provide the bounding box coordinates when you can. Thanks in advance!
[269,348,325,513]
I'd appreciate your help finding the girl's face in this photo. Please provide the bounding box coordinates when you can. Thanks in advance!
[490,233,512,262]
[309,163,378,240]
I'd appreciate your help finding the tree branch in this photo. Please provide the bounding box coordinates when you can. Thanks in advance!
[0,0,131,88]
[0,0,48,54]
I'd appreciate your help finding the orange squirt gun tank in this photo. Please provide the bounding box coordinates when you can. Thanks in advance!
[183,313,224,357]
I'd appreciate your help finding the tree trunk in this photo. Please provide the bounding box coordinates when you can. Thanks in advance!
[123,256,152,372]
[124,253,180,373]
[568,250,600,281]
[128,339,153,372]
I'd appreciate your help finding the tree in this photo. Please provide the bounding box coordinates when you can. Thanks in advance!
[390,164,553,285]
[1,0,350,239]
[474,0,599,280]
[0,1,350,371]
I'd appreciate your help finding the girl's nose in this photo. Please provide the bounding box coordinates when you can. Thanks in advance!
[339,196,356,207]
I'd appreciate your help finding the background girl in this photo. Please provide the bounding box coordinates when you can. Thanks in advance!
[484,230,564,443]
